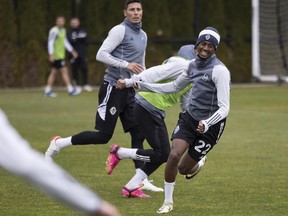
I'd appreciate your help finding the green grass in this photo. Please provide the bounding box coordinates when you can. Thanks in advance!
[0,85,288,216]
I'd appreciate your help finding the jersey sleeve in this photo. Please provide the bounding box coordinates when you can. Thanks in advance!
[96,25,128,68]
[47,28,57,55]
[141,31,148,70]
[125,57,190,87]
[137,70,191,93]
[202,65,230,131]
[0,109,102,214]
[64,37,74,52]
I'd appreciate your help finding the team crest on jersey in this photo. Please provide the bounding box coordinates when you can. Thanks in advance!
[205,34,210,40]
[110,107,117,115]
[201,74,209,82]
[174,125,180,134]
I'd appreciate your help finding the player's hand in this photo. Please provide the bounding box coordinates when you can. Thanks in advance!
[116,79,126,89]
[127,63,143,74]
[49,55,54,63]
[196,121,205,133]
[71,50,78,59]
[89,200,121,216]
[133,82,139,90]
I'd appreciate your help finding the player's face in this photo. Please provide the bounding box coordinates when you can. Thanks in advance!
[124,2,143,23]
[56,17,65,28]
[195,41,215,59]
[70,18,80,28]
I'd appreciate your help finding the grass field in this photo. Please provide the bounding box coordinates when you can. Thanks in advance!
[0,85,288,216]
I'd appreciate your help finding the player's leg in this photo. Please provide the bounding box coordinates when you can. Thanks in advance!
[119,88,145,170]
[108,103,168,194]
[80,57,92,91]
[157,138,188,213]
[71,57,80,86]
[44,66,58,97]
[158,112,196,214]
[45,82,120,161]
[178,149,206,179]
[59,62,81,96]
[183,119,226,179]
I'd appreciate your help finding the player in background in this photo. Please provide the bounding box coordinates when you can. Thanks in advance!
[67,17,93,92]
[45,0,162,193]
[0,109,120,216]
[177,44,196,60]
[45,15,81,97]
[133,27,231,213]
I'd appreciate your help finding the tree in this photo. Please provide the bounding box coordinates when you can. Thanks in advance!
[17,0,48,86]
[0,0,18,87]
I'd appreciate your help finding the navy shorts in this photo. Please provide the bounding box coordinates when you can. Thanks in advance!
[51,59,66,69]
[95,81,137,135]
[171,111,226,162]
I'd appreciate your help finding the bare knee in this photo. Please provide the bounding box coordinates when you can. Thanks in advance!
[168,150,182,165]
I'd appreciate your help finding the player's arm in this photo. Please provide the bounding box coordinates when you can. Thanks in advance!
[198,65,231,133]
[96,25,128,68]
[64,37,77,59]
[117,57,190,89]
[0,110,120,216]
[47,28,57,62]
[136,70,191,94]
[140,32,148,70]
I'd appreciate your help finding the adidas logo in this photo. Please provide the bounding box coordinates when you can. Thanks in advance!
[130,37,134,40]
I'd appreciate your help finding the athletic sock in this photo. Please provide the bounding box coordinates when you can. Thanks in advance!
[67,84,74,93]
[44,86,52,94]
[55,136,72,149]
[164,181,175,204]
[125,169,148,190]
[117,147,137,160]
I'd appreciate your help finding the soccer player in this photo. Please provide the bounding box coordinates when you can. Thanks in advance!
[132,27,231,213]
[177,44,196,60]
[106,56,196,198]
[45,0,162,193]
[0,109,120,216]
[45,15,81,97]
[67,17,93,92]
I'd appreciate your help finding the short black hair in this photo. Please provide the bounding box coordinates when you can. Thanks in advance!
[124,0,142,9]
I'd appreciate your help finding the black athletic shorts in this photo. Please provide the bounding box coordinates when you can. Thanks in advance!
[171,111,226,162]
[51,59,66,69]
[95,81,137,135]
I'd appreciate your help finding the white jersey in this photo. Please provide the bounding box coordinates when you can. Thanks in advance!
[0,109,101,214]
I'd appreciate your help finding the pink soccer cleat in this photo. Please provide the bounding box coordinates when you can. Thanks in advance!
[106,144,121,175]
[121,187,151,198]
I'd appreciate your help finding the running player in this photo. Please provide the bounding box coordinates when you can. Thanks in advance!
[131,27,230,213]
[45,0,162,193]
[106,56,200,198]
